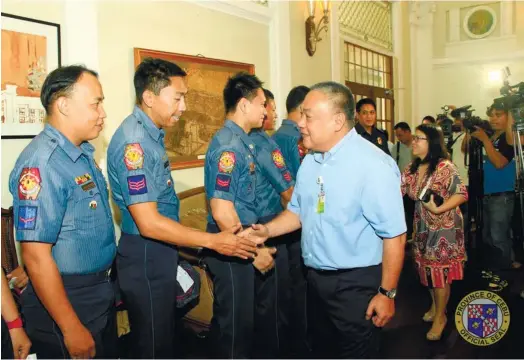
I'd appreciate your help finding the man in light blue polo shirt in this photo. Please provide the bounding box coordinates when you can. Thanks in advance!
[243,81,407,358]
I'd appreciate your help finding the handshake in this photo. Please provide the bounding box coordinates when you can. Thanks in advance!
[212,224,275,274]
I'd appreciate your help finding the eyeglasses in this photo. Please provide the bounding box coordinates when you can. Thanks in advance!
[413,135,428,142]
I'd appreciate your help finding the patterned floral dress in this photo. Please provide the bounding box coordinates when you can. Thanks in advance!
[401,160,468,288]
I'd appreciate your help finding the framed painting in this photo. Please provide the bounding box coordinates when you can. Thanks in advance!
[1,13,61,139]
[133,48,255,170]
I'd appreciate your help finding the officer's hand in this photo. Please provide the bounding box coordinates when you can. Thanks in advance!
[252,247,276,274]
[63,323,95,359]
[212,224,258,260]
[365,293,395,328]
[239,224,270,244]
[471,126,489,143]
[9,328,31,359]
[7,266,29,290]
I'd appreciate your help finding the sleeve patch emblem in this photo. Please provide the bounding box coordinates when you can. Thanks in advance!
[127,175,148,195]
[124,143,144,170]
[18,167,42,200]
[283,171,292,182]
[218,152,236,173]
[215,174,231,192]
[272,149,286,169]
[17,206,38,230]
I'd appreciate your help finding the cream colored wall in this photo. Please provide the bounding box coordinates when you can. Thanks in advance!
[289,1,331,87]
[1,0,271,212]
[97,1,270,193]
[399,2,413,125]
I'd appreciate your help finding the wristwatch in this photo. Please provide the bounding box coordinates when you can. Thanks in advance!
[378,286,397,299]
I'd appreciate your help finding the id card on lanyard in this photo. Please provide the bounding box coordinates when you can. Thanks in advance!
[317,176,325,214]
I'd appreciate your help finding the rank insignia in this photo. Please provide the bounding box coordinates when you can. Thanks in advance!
[298,138,307,160]
[127,175,148,195]
[18,168,42,200]
[89,200,97,210]
[283,171,292,182]
[215,174,231,192]
[272,149,286,169]
[249,162,255,174]
[167,179,172,187]
[75,173,92,185]
[124,143,144,170]
[218,152,236,173]
[377,137,383,145]
[17,206,37,230]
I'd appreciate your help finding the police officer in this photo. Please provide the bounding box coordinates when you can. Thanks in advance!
[204,72,276,358]
[272,85,311,357]
[355,98,391,155]
[107,59,257,359]
[9,65,117,359]
[250,89,294,358]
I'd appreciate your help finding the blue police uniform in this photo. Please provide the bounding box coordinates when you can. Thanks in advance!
[107,106,179,358]
[272,119,310,356]
[204,120,258,358]
[288,128,406,358]
[249,129,294,357]
[482,133,516,270]
[9,124,117,358]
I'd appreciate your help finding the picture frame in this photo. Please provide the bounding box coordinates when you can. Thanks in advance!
[463,5,497,40]
[133,48,255,170]
[1,13,61,139]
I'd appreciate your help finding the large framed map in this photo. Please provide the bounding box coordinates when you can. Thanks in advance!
[1,13,61,139]
[133,48,255,170]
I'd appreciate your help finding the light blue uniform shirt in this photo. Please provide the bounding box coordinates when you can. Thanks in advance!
[107,106,179,235]
[205,120,258,226]
[9,124,116,274]
[249,129,294,222]
[288,128,407,270]
[272,119,302,180]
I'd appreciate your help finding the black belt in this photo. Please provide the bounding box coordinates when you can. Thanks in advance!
[484,191,514,198]
[309,264,381,276]
[61,268,111,287]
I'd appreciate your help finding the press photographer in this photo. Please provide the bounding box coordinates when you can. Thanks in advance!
[467,103,516,272]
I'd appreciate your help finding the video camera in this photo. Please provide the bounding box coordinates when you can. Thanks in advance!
[449,105,493,136]
[493,67,524,131]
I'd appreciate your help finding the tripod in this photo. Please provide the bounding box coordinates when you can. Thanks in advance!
[511,111,524,260]
[465,137,484,256]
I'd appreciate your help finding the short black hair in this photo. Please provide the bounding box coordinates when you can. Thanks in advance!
[422,115,436,124]
[134,58,187,104]
[263,88,274,101]
[487,102,507,116]
[286,85,310,113]
[356,98,376,113]
[310,81,355,124]
[223,72,263,114]
[40,65,98,115]
[394,122,411,132]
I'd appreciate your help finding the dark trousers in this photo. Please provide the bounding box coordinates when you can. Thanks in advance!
[403,195,414,238]
[307,265,382,359]
[286,229,310,357]
[117,234,178,359]
[254,234,291,358]
[21,271,117,359]
[205,223,255,358]
[1,318,14,359]
[512,195,524,263]
[482,193,515,270]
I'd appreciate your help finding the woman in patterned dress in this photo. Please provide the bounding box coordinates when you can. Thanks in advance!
[401,125,468,341]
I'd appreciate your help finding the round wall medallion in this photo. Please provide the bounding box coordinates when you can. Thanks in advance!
[463,5,497,39]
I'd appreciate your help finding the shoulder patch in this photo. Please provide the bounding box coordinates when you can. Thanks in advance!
[271,149,286,169]
[124,143,144,170]
[18,168,42,200]
[283,171,292,182]
[215,174,231,192]
[127,174,148,195]
[218,151,236,173]
[17,206,38,230]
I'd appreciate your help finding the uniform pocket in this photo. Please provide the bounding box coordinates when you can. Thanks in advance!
[73,187,107,228]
